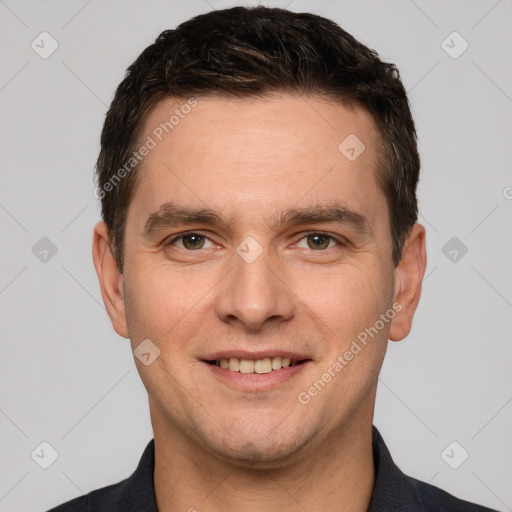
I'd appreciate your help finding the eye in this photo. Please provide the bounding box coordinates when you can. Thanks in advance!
[295,232,344,251]
[166,232,216,251]
[165,231,346,252]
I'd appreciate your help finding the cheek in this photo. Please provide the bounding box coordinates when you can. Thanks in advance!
[297,262,391,334]
[124,264,215,343]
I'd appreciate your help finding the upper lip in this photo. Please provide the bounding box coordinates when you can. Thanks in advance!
[203,350,310,361]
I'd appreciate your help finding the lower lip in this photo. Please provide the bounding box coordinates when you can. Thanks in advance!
[203,361,310,391]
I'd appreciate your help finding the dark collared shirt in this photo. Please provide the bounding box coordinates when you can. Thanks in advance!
[47,426,498,511]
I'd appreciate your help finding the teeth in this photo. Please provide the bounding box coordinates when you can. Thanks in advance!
[254,357,272,374]
[271,356,282,370]
[228,358,240,372]
[239,359,255,373]
[216,356,301,374]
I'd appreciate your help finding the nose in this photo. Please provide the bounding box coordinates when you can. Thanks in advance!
[215,244,296,331]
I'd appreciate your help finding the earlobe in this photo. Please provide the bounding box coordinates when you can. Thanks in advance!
[92,222,129,338]
[389,223,427,342]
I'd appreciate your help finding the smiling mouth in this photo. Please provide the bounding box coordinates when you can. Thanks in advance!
[205,357,310,374]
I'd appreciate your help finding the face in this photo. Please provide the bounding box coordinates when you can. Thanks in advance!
[94,93,425,467]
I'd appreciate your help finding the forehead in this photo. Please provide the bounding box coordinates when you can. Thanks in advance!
[128,94,386,231]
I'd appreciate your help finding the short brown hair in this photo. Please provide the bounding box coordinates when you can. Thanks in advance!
[95,6,420,272]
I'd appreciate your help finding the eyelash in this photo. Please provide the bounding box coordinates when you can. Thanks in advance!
[165,231,347,251]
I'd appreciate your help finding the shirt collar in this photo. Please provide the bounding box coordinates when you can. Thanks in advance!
[367,425,425,511]
[119,425,423,511]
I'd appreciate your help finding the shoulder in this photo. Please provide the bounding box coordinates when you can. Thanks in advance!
[409,475,498,512]
[370,426,498,512]
[45,439,157,512]
[45,478,128,512]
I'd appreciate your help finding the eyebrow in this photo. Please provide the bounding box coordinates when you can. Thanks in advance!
[142,200,372,237]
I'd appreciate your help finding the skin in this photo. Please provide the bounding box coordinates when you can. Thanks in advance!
[93,94,426,512]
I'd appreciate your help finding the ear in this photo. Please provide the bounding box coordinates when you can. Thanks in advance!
[389,223,427,341]
[92,221,129,338]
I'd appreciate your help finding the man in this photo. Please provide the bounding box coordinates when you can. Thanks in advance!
[47,5,497,512]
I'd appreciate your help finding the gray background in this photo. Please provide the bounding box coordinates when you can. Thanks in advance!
[0,0,511,510]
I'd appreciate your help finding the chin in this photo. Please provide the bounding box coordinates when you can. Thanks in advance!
[197,417,319,469]
[211,438,305,469]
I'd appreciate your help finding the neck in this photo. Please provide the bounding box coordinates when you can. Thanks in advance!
[152,409,375,512]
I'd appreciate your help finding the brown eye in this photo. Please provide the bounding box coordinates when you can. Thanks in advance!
[167,233,213,250]
[306,233,332,250]
[181,234,206,250]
